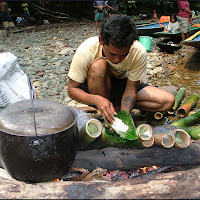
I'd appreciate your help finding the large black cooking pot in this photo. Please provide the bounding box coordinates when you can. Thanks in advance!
[0,99,78,183]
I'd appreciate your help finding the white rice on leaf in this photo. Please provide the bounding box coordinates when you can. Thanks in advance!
[111,117,129,132]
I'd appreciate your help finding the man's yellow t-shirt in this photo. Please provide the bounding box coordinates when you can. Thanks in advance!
[68,36,147,83]
[21,3,28,11]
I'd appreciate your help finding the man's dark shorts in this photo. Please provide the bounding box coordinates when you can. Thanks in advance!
[81,76,149,106]
[0,11,11,22]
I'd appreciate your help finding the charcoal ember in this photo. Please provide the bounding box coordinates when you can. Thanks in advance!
[106,170,130,181]
[129,170,140,179]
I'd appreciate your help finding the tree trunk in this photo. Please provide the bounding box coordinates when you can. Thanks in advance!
[73,142,200,171]
[0,166,200,199]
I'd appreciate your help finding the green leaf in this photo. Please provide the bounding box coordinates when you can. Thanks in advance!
[105,110,138,140]
[101,126,141,148]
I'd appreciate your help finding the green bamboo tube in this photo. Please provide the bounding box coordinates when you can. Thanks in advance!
[177,93,200,117]
[171,129,191,149]
[154,133,175,148]
[75,109,102,150]
[79,119,102,150]
[180,126,200,140]
[170,111,200,127]
[154,111,166,120]
[167,88,185,114]
[136,124,152,140]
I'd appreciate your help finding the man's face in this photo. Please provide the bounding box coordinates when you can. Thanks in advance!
[99,37,131,64]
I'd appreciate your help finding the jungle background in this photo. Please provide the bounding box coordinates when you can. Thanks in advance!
[6,1,200,23]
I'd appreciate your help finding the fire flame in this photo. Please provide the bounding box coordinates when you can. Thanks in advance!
[139,165,159,173]
[53,179,63,182]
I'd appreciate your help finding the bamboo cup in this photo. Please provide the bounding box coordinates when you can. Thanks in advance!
[154,133,175,148]
[141,136,154,148]
[172,129,191,149]
[136,124,153,140]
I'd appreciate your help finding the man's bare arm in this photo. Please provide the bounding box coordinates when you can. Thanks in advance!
[121,80,139,113]
[68,78,116,123]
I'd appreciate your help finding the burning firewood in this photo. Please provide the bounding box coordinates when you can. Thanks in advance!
[81,168,107,181]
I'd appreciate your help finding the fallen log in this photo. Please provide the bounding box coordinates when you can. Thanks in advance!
[0,166,200,199]
[73,142,200,171]
[1,143,200,171]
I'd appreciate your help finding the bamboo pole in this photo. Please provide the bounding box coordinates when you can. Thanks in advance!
[171,129,191,149]
[167,88,185,115]
[170,111,200,127]
[154,133,175,148]
[177,93,199,117]
[180,126,200,140]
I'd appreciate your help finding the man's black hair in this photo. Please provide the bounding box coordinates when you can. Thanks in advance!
[100,15,138,48]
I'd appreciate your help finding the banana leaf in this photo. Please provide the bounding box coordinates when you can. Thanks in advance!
[105,110,138,140]
[100,127,142,148]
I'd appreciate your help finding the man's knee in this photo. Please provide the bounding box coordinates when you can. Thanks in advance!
[88,59,108,80]
[164,93,175,110]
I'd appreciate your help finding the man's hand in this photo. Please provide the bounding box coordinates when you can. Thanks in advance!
[95,96,117,124]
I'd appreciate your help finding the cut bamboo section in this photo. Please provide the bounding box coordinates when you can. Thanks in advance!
[141,136,154,148]
[180,126,200,140]
[75,109,103,150]
[167,88,185,114]
[154,133,175,148]
[170,111,200,127]
[172,129,191,149]
[154,111,166,120]
[136,124,153,140]
[177,93,199,117]
[79,119,102,150]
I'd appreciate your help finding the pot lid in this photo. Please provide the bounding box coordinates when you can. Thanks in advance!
[0,99,77,136]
